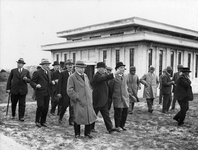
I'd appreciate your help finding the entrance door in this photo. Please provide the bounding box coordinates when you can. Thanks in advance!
[85,65,95,82]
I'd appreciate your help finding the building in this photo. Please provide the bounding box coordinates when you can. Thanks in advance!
[42,17,198,96]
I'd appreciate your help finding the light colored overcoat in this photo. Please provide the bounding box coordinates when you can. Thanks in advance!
[109,74,129,108]
[67,72,97,125]
[140,72,159,99]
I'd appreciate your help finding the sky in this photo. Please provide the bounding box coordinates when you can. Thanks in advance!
[1,0,198,69]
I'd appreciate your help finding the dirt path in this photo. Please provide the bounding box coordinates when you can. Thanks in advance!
[0,96,198,150]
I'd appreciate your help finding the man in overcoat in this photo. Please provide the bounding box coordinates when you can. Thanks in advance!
[67,60,97,138]
[173,67,192,126]
[109,62,129,131]
[161,67,174,113]
[50,61,61,115]
[126,66,141,114]
[140,66,159,113]
[57,59,74,125]
[6,58,31,121]
[30,58,51,127]
[91,62,119,134]
[171,64,183,110]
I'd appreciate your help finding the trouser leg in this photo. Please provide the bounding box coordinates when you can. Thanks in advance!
[74,122,81,136]
[146,99,152,111]
[69,101,74,123]
[18,94,26,119]
[120,108,128,128]
[35,95,45,123]
[171,93,177,109]
[159,89,162,104]
[90,107,100,130]
[11,94,19,117]
[41,95,50,124]
[178,101,189,124]
[59,95,69,120]
[114,108,121,128]
[84,124,91,136]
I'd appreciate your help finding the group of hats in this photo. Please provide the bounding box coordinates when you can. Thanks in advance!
[163,64,191,73]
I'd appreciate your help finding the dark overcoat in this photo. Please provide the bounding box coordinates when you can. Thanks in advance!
[6,68,31,95]
[175,74,191,102]
[30,69,51,96]
[67,72,97,125]
[161,73,172,95]
[91,72,114,108]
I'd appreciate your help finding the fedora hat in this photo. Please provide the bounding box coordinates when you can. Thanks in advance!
[65,59,74,65]
[181,67,191,72]
[130,66,136,71]
[115,62,125,70]
[52,61,60,66]
[96,62,106,68]
[74,60,87,68]
[16,58,26,64]
[39,58,51,65]
[177,64,183,69]
[106,66,112,71]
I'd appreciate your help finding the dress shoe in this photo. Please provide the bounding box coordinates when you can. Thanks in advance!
[19,118,25,122]
[41,123,48,127]
[173,117,179,122]
[58,119,62,124]
[69,122,74,126]
[121,127,127,131]
[11,116,15,119]
[128,111,133,114]
[91,129,98,133]
[148,109,153,113]
[75,135,80,138]
[36,122,42,128]
[85,134,94,139]
[178,122,184,126]
[109,128,118,134]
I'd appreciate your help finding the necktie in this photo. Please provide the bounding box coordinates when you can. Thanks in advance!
[80,75,84,81]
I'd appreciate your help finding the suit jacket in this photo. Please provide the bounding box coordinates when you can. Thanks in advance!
[172,72,181,93]
[161,73,172,95]
[51,70,61,93]
[30,69,51,97]
[57,70,70,99]
[67,72,96,125]
[175,74,191,102]
[92,72,114,108]
[6,68,31,95]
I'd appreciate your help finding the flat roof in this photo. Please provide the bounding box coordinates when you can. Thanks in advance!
[57,17,198,38]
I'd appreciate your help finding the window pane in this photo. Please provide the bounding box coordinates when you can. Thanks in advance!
[56,54,59,62]
[170,51,174,69]
[196,55,198,78]
[64,54,67,62]
[116,50,120,64]
[188,53,191,69]
[159,50,163,76]
[148,49,152,69]
[103,50,107,63]
[178,52,181,65]
[130,48,134,66]
[73,53,76,63]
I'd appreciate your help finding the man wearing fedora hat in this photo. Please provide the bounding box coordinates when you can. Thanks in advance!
[161,66,175,113]
[67,60,97,138]
[91,62,120,134]
[30,58,51,127]
[57,59,74,125]
[173,67,192,126]
[6,58,31,121]
[50,61,61,115]
[171,64,183,110]
[140,66,159,113]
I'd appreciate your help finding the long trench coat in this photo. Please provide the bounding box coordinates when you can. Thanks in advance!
[67,72,97,125]
[109,74,129,108]
[140,72,159,99]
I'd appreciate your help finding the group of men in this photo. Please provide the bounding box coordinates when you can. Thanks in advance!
[6,57,192,139]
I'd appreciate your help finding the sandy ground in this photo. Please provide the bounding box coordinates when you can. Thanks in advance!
[0,96,198,150]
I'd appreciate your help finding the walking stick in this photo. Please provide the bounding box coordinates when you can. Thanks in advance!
[6,94,11,116]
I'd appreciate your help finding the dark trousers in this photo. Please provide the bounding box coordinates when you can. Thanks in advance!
[114,108,128,128]
[108,98,112,110]
[162,94,172,112]
[174,101,189,124]
[50,94,60,115]
[171,93,177,109]
[11,93,26,119]
[35,95,50,124]
[159,89,162,104]
[91,103,113,131]
[59,95,74,123]
[146,98,154,111]
[74,122,91,136]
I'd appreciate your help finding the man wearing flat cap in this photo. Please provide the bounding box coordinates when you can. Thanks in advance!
[161,66,175,113]
[6,58,31,121]
[50,61,61,115]
[171,64,183,110]
[67,60,97,139]
[140,66,159,113]
[91,62,120,134]
[57,59,74,125]
[30,58,51,127]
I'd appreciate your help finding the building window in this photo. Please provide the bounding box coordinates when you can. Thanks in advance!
[195,54,198,78]
[170,51,174,69]
[116,50,120,64]
[159,50,163,76]
[103,50,107,64]
[64,54,67,62]
[73,53,76,63]
[148,49,152,69]
[129,48,134,67]
[56,54,59,62]
[188,53,191,69]
[178,52,182,65]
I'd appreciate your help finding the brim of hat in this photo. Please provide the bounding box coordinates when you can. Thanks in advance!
[16,61,26,64]
[74,65,87,68]
[115,65,125,69]
[52,64,60,66]
[96,66,107,68]
[182,71,191,72]
[40,62,51,65]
